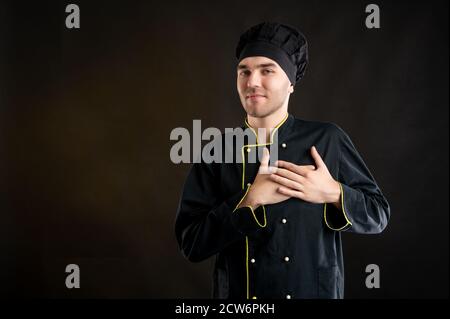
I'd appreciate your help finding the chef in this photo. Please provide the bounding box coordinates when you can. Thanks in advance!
[175,22,390,299]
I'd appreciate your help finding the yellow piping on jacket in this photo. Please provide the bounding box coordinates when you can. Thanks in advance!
[323,182,352,231]
[240,113,289,299]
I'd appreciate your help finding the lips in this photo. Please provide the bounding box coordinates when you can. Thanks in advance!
[246,94,266,99]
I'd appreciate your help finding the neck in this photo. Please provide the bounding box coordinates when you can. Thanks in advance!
[246,107,288,143]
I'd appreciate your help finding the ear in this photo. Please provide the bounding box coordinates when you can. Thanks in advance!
[288,84,294,94]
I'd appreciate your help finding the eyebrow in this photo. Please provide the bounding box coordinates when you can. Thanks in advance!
[237,63,278,70]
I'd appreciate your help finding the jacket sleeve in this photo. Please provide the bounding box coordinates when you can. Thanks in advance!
[175,162,267,262]
[324,126,390,234]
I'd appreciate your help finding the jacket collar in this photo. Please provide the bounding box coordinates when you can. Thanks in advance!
[244,113,294,144]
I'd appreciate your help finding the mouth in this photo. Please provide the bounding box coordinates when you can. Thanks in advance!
[246,94,266,99]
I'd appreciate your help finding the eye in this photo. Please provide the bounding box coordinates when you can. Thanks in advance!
[262,69,274,74]
[239,70,250,76]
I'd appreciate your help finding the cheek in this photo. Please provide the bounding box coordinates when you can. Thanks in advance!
[237,80,245,95]
[267,82,290,98]
[265,77,289,91]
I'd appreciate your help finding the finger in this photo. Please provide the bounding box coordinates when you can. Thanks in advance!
[260,147,270,167]
[259,148,276,174]
[277,186,304,199]
[274,168,305,184]
[310,146,325,168]
[276,160,315,176]
[267,165,278,174]
[270,174,303,191]
[260,164,278,175]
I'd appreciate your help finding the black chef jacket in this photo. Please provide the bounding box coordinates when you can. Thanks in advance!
[175,114,390,299]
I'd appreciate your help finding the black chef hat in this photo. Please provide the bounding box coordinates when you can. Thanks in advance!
[236,22,308,85]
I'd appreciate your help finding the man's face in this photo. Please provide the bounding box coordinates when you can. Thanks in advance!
[237,56,293,118]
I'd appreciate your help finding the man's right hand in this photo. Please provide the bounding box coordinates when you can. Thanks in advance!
[238,147,290,209]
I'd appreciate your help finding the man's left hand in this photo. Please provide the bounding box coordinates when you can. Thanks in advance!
[271,146,341,206]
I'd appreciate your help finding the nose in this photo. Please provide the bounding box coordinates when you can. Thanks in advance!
[247,71,261,88]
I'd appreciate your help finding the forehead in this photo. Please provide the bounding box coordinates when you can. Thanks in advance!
[237,56,281,69]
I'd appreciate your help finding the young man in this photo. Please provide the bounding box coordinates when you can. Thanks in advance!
[175,22,390,299]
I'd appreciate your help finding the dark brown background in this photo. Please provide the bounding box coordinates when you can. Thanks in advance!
[0,0,448,298]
